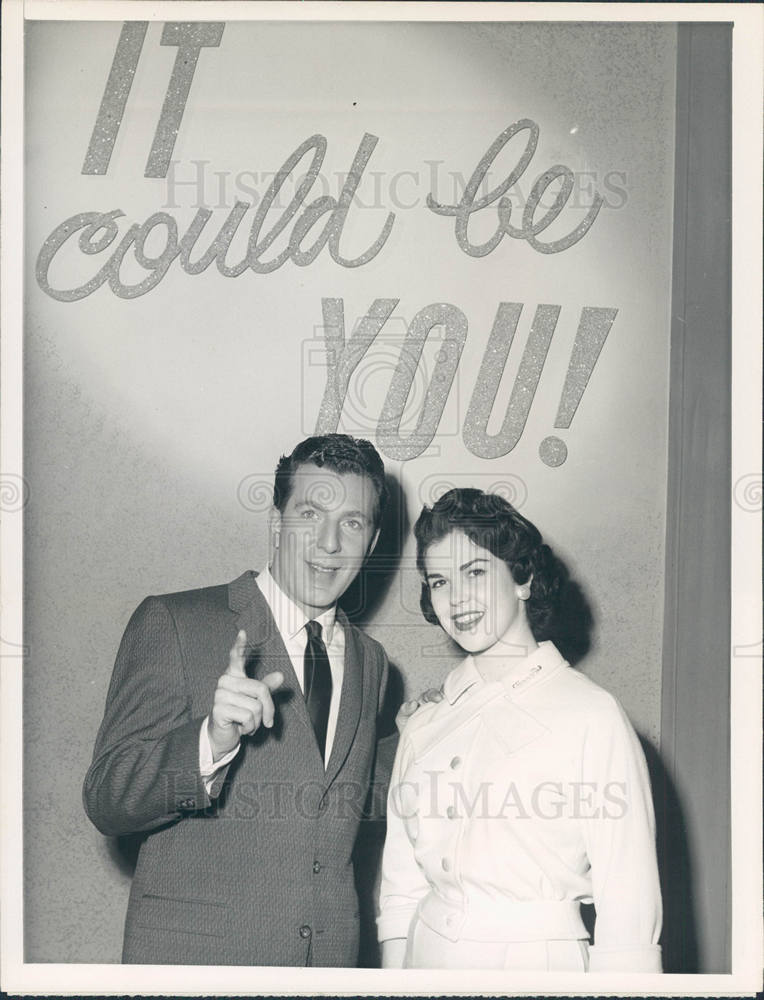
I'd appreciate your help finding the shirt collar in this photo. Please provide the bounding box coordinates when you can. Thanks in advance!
[257,565,337,643]
[443,640,566,705]
[497,640,566,697]
[443,656,482,705]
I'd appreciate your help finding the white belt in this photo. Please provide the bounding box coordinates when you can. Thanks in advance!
[417,893,589,943]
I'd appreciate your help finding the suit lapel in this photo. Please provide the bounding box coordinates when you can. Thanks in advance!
[228,572,365,783]
[324,609,364,787]
[228,571,318,750]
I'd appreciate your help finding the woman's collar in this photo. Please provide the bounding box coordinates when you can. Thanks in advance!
[444,640,566,705]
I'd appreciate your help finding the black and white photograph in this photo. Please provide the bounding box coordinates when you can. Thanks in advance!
[1,1,761,995]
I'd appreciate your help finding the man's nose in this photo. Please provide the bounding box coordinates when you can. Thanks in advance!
[317,519,341,553]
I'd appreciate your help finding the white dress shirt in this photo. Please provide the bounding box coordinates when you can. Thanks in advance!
[199,565,345,786]
[377,641,663,973]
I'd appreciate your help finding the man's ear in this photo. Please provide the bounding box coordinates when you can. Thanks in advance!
[268,506,282,547]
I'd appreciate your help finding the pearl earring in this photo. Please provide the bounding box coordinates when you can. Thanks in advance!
[517,584,531,600]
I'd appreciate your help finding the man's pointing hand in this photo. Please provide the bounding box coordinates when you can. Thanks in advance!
[208,629,284,761]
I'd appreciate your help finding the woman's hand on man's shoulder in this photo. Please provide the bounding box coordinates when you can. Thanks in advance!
[394,687,444,733]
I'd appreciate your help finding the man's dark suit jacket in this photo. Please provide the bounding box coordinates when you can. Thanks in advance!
[83,570,394,966]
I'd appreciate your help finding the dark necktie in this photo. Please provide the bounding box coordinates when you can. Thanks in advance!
[304,620,332,761]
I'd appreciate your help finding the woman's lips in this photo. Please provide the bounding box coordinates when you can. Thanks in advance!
[452,610,485,631]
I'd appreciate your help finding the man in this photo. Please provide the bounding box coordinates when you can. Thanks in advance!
[83,434,401,966]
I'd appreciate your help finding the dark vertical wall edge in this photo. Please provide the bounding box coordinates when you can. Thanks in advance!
[661,22,732,975]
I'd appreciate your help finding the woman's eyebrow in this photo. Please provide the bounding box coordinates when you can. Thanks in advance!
[424,571,446,581]
[459,557,490,571]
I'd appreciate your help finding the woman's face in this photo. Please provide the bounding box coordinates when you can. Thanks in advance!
[423,530,528,655]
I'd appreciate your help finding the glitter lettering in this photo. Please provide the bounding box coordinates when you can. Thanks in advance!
[37,133,395,300]
[426,118,603,256]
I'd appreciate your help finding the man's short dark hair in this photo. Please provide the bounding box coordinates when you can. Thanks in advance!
[273,434,388,527]
[414,487,562,640]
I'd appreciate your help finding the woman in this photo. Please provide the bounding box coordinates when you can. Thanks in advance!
[377,488,662,972]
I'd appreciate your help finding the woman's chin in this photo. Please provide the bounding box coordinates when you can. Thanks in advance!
[450,630,498,654]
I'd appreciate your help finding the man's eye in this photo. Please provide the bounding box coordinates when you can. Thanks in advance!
[430,579,446,590]
[344,519,361,531]
[301,509,318,520]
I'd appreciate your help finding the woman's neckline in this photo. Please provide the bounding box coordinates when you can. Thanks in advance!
[473,637,540,685]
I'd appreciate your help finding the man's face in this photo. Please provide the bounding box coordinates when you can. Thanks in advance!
[270,462,380,617]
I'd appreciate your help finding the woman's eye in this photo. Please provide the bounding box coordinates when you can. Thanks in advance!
[430,579,446,590]
[467,567,486,578]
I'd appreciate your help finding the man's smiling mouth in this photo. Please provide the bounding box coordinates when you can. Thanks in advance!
[308,562,340,575]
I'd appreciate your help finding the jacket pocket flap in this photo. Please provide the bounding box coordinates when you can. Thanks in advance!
[135,892,228,939]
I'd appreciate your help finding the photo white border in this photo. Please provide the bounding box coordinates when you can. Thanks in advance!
[2,1,761,995]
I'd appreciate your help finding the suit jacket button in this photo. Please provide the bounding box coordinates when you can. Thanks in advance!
[312,861,321,874]
[299,925,312,939]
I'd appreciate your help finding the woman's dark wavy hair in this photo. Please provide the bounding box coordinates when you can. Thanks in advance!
[414,487,562,641]
[273,434,388,528]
